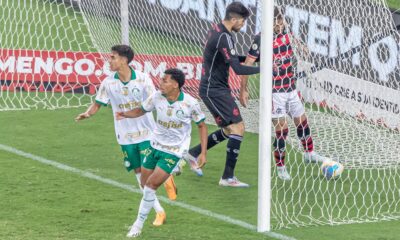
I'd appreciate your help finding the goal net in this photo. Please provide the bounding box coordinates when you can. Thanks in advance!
[2,0,400,230]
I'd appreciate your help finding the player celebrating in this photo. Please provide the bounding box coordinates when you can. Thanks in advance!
[75,45,176,227]
[184,2,260,187]
[240,8,327,181]
[116,68,208,238]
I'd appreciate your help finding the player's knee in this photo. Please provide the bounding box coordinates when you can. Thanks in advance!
[145,181,158,190]
[229,122,245,135]
[274,118,288,130]
[222,127,231,135]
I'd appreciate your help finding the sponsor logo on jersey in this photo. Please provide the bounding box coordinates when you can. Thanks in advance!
[126,129,150,140]
[118,101,141,109]
[191,109,199,119]
[275,108,283,114]
[99,87,107,99]
[165,158,176,165]
[140,148,152,157]
[157,120,183,129]
[153,141,180,153]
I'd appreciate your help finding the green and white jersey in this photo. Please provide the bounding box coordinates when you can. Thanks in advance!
[95,67,156,145]
[141,91,206,158]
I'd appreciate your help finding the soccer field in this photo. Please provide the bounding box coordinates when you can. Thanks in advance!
[1,108,400,240]
[387,0,400,10]
[1,0,400,239]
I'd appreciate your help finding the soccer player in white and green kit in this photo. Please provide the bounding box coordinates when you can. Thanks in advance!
[116,68,208,238]
[75,45,173,226]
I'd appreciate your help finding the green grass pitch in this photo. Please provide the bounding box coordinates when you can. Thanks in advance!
[1,108,400,240]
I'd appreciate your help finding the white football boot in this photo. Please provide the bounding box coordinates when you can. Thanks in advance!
[218,176,249,187]
[126,223,142,238]
[303,151,328,164]
[277,166,291,181]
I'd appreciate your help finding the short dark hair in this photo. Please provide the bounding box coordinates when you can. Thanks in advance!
[224,2,250,20]
[111,45,134,64]
[274,7,284,21]
[164,68,185,89]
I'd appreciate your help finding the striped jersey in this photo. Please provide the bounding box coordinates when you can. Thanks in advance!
[247,31,296,93]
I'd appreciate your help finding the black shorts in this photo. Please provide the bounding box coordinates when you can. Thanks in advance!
[201,94,243,127]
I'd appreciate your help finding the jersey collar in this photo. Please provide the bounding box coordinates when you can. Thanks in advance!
[219,22,231,34]
[114,67,137,85]
[163,91,184,105]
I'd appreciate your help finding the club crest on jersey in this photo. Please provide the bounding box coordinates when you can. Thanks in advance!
[282,37,287,43]
[176,109,185,120]
[167,106,174,116]
[132,88,141,98]
[121,86,129,96]
[252,43,258,50]
[191,110,199,118]
[230,49,236,55]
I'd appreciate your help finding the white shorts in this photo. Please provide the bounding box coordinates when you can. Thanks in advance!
[272,90,305,119]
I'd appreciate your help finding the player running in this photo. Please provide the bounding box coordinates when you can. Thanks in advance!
[116,68,208,238]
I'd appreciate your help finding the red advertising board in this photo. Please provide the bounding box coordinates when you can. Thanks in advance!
[0,49,241,96]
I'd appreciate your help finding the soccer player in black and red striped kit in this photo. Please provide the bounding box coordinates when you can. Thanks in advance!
[183,2,260,187]
[240,7,327,181]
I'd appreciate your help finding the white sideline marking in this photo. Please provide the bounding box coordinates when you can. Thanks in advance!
[0,143,296,240]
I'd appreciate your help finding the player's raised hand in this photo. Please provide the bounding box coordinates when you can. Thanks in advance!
[115,112,126,120]
[75,112,90,122]
[197,153,207,168]
[239,89,249,108]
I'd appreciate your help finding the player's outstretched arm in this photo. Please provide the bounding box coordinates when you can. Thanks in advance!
[75,102,102,122]
[239,56,257,108]
[197,121,208,168]
[218,34,260,76]
[227,55,260,75]
[115,107,145,120]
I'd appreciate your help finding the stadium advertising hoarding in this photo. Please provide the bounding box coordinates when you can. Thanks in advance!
[282,4,400,130]
[1,1,399,129]
[129,0,400,128]
[0,49,206,95]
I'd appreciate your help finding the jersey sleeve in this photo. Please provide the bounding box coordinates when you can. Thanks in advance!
[191,100,206,125]
[95,80,110,106]
[248,34,261,59]
[217,33,260,75]
[143,73,156,101]
[141,91,157,112]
